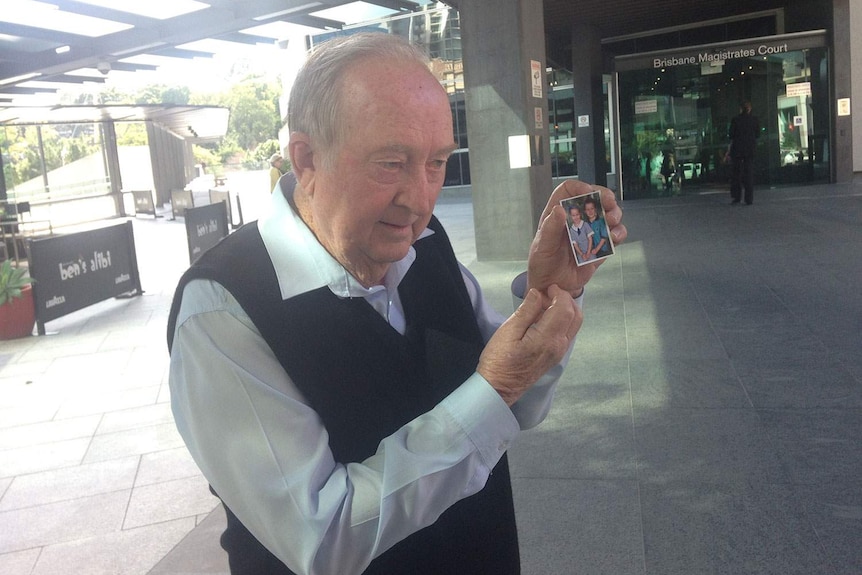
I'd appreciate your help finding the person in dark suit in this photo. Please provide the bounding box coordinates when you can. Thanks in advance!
[728,101,760,205]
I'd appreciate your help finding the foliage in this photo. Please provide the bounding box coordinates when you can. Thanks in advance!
[193,144,221,173]
[3,124,101,186]
[0,259,34,307]
[115,122,148,146]
[223,81,282,151]
[136,84,190,105]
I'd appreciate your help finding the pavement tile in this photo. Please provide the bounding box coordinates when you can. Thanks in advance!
[513,477,643,575]
[0,548,40,575]
[135,447,203,487]
[83,422,185,464]
[0,456,139,511]
[97,402,175,435]
[30,517,196,575]
[124,474,218,530]
[0,489,129,553]
[640,481,829,575]
[0,437,90,479]
[0,414,100,451]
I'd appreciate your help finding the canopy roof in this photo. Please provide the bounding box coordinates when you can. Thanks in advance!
[0,103,230,142]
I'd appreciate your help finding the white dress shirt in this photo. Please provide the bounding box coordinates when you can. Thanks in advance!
[168,189,580,575]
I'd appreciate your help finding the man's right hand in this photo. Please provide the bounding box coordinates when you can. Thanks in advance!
[477,284,582,406]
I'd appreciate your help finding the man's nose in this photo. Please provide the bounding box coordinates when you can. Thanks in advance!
[395,165,436,213]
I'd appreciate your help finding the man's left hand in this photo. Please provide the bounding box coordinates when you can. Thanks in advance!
[527,180,627,298]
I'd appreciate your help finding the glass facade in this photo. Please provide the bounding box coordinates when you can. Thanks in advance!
[549,84,576,177]
[1,122,113,204]
[305,9,833,194]
[616,34,830,199]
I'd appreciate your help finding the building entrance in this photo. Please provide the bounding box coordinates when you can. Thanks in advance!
[615,31,830,200]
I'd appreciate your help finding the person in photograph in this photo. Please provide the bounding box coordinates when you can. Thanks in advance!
[167,32,626,575]
[728,101,760,205]
[568,203,595,263]
[584,195,611,259]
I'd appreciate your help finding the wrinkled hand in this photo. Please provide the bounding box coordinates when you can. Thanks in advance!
[478,285,582,406]
[527,180,627,298]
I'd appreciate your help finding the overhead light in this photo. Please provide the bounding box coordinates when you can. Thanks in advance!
[0,72,41,86]
[254,2,323,21]
[55,45,70,54]
[74,0,208,20]
[1,1,133,37]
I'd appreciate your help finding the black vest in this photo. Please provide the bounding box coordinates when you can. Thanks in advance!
[167,217,520,575]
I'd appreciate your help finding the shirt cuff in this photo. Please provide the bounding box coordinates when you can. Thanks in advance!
[574,286,585,306]
[439,373,520,470]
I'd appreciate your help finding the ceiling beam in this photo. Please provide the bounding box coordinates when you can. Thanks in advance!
[285,14,344,30]
[365,0,421,12]
[39,74,107,84]
[151,47,216,60]
[215,32,278,46]
[108,62,159,72]
[0,86,59,95]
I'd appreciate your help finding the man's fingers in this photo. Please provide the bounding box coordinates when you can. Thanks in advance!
[599,187,622,227]
[504,288,545,338]
[531,285,580,341]
[610,223,627,245]
[534,204,567,251]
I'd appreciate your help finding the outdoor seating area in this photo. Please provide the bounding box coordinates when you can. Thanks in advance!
[0,201,54,266]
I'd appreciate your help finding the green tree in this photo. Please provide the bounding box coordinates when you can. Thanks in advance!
[136,84,191,105]
[224,81,281,151]
[116,122,148,146]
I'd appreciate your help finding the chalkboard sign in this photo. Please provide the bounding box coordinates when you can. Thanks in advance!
[28,221,142,334]
[130,190,156,216]
[184,201,229,264]
[170,189,194,220]
[209,189,243,229]
[209,189,231,222]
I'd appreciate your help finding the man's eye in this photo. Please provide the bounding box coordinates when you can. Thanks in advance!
[378,161,403,171]
[428,159,447,171]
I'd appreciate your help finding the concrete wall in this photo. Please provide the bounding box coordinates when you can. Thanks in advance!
[851,0,862,175]
[459,0,553,261]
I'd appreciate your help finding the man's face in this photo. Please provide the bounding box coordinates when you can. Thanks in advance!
[298,59,456,286]
[584,202,596,221]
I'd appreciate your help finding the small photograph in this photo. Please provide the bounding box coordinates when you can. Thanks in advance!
[560,190,615,266]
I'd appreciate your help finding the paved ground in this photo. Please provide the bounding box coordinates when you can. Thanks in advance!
[1,181,860,574]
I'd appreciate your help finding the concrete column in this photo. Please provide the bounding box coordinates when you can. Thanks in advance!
[101,121,124,216]
[147,122,187,205]
[831,0,854,182]
[571,24,607,187]
[458,0,552,261]
[0,143,7,202]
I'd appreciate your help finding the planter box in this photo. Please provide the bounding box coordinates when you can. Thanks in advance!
[0,284,35,340]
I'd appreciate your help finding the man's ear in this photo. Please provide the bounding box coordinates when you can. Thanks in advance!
[288,133,316,192]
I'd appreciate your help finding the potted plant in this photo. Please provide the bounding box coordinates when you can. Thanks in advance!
[0,259,35,340]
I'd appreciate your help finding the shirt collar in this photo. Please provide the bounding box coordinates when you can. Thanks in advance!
[257,173,432,301]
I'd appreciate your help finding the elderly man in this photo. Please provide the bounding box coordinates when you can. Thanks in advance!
[168,33,625,575]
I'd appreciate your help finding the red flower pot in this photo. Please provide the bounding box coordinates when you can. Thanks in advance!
[0,284,36,340]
